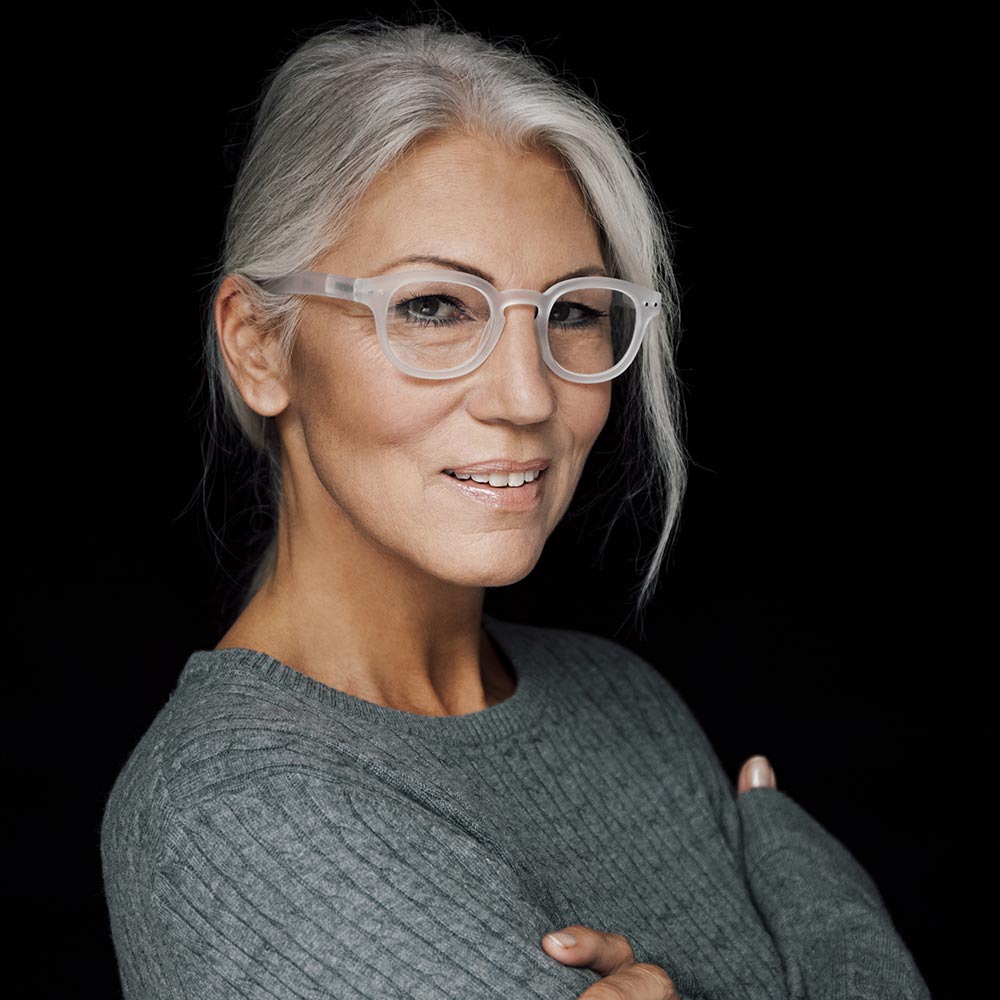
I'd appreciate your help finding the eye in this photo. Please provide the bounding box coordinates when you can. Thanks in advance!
[549,300,606,326]
[395,294,468,325]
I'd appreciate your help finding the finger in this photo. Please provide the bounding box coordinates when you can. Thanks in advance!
[577,963,680,1000]
[737,754,777,795]
[541,925,633,977]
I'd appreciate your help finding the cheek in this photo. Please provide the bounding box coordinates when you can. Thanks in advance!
[293,320,414,446]
[301,363,450,498]
[561,381,612,446]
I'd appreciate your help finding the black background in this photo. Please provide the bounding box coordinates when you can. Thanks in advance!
[13,6,985,996]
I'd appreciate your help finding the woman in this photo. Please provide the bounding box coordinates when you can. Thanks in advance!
[100,18,929,999]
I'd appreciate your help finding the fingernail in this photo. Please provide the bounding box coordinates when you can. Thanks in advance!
[747,755,776,788]
[545,930,577,948]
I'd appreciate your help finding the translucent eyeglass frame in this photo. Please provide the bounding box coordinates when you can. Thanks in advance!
[252,268,662,383]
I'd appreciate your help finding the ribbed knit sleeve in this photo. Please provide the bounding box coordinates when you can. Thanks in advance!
[737,788,931,1000]
[151,772,599,999]
[613,640,931,1000]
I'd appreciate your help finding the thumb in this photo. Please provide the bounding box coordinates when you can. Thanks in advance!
[541,925,634,976]
[737,754,777,795]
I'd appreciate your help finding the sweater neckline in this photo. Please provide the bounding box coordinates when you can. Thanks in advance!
[179,612,548,743]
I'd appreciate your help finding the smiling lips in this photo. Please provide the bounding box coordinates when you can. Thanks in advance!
[442,457,550,489]
[444,468,545,487]
[442,457,551,474]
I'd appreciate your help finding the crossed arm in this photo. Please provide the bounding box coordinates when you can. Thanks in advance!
[622,646,932,1000]
[146,773,601,1000]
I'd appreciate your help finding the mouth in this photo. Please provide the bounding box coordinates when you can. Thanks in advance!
[441,467,547,488]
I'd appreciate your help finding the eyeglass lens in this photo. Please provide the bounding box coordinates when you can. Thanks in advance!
[385,280,638,375]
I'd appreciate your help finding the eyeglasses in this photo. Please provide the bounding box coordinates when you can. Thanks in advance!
[251,268,662,383]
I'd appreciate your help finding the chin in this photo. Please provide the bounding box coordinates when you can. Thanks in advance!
[429,547,544,589]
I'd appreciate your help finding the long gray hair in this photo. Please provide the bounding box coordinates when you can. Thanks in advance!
[197,15,689,631]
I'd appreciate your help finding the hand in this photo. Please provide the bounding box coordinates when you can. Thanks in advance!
[541,924,679,998]
[737,754,778,795]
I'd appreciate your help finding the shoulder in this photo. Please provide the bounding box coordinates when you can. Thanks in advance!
[100,698,174,880]
[99,681,413,949]
[106,655,373,828]
[99,652,366,883]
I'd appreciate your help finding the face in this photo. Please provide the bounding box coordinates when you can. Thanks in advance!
[242,131,612,590]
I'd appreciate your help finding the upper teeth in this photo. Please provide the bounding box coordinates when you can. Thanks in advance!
[444,469,543,486]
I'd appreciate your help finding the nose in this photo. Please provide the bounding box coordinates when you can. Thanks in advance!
[467,299,556,423]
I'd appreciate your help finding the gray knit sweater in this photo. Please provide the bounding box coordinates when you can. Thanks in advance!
[100,613,929,999]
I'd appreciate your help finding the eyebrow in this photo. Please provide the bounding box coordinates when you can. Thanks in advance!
[374,254,609,288]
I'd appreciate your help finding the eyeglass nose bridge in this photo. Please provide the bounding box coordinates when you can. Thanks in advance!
[494,288,547,311]
[494,288,549,326]
[485,288,550,350]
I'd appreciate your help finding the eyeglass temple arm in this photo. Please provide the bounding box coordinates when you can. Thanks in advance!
[255,272,360,302]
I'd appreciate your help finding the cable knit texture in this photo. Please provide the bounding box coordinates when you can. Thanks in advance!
[100,613,930,999]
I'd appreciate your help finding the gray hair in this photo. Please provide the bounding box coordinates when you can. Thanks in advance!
[197,14,689,633]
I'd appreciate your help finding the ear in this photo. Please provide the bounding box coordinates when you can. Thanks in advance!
[215,274,291,417]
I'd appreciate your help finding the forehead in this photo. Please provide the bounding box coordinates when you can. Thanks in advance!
[352,131,599,250]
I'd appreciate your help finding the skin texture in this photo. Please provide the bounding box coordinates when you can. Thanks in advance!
[214,131,612,717]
